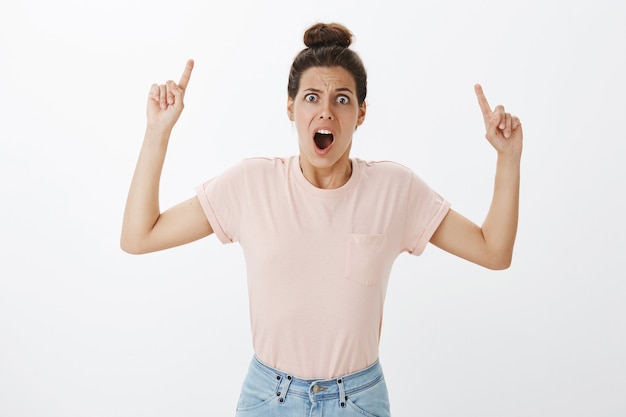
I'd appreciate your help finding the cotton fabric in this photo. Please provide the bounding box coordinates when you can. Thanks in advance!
[196,156,450,378]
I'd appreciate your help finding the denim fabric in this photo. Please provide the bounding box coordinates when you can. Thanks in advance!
[235,356,391,417]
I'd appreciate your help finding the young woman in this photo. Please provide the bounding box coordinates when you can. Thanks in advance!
[121,22,522,417]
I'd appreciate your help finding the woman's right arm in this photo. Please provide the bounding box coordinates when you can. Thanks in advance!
[120,59,213,255]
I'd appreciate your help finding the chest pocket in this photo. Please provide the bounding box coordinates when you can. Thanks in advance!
[344,234,388,287]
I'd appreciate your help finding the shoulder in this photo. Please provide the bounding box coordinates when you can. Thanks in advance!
[354,158,415,182]
[354,158,441,196]
[213,156,294,188]
[221,156,293,178]
[238,156,292,172]
[355,158,413,172]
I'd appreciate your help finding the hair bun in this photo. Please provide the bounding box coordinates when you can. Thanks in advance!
[303,22,353,49]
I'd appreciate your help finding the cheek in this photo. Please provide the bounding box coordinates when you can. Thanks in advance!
[339,108,360,125]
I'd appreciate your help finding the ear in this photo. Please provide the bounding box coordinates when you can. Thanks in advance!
[287,97,295,121]
[356,100,367,127]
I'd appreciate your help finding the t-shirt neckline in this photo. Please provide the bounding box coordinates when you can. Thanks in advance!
[290,155,360,199]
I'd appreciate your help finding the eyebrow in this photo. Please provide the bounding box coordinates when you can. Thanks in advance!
[303,87,355,95]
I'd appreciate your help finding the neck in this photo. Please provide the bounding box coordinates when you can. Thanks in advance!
[299,157,353,189]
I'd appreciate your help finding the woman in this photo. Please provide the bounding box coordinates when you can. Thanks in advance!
[121,22,522,417]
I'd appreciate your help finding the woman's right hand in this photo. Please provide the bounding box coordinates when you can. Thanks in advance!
[146,59,194,131]
[121,58,213,255]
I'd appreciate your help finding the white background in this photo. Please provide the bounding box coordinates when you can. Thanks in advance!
[1,0,625,416]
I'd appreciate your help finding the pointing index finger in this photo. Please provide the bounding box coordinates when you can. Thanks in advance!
[178,59,194,91]
[474,83,492,121]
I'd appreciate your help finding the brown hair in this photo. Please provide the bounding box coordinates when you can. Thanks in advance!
[287,23,367,105]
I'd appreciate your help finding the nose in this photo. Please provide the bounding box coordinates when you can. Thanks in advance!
[318,101,334,120]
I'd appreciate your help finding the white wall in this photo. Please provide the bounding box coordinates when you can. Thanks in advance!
[1,0,625,416]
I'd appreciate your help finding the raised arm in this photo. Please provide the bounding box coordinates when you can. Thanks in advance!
[120,59,213,255]
[430,84,522,270]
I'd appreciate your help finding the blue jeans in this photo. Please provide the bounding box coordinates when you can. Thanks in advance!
[235,356,391,417]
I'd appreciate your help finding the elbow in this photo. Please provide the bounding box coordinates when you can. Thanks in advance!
[120,240,139,255]
[120,234,148,255]
[484,252,513,270]
[487,259,512,271]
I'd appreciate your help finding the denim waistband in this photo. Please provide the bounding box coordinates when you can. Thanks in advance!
[250,356,384,403]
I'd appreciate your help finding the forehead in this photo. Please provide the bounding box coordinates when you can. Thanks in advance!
[298,66,356,93]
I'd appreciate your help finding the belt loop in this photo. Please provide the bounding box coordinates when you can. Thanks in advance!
[276,374,293,405]
[337,377,346,408]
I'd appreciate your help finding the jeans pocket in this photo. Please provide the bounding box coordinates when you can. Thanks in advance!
[344,234,388,287]
[235,369,279,413]
[345,377,391,417]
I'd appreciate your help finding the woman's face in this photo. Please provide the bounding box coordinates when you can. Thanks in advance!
[288,66,366,173]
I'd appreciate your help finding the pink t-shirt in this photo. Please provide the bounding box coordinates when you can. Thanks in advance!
[196,156,450,379]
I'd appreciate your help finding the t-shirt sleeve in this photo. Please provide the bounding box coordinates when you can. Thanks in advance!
[195,161,245,244]
[404,172,451,255]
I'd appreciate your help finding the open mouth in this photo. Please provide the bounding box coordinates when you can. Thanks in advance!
[314,129,334,150]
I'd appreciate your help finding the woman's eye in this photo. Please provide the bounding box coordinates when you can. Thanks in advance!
[337,95,350,104]
[305,94,317,102]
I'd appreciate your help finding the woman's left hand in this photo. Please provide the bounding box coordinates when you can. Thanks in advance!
[474,84,523,157]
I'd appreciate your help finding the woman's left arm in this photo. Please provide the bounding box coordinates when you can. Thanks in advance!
[430,84,523,270]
